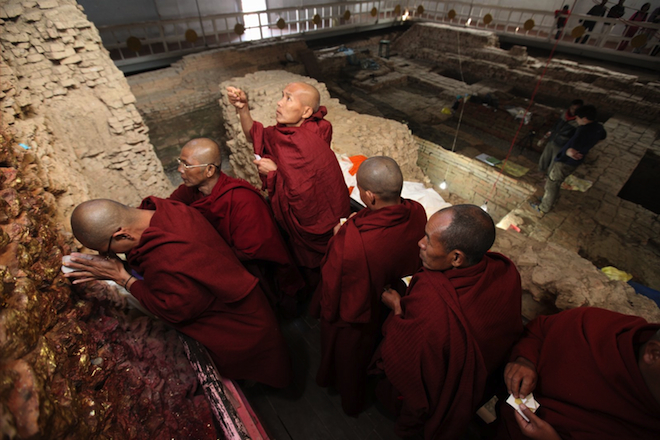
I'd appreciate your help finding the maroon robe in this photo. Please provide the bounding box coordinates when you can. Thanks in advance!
[496,307,660,440]
[371,253,523,439]
[169,173,304,303]
[127,197,292,388]
[250,106,351,269]
[311,199,427,415]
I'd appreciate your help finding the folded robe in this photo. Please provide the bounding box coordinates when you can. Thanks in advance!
[312,199,427,415]
[250,106,351,268]
[127,197,292,388]
[372,253,522,439]
[169,173,304,301]
[496,307,660,440]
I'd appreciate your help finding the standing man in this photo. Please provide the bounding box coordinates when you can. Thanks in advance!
[533,105,606,214]
[537,99,583,173]
[311,156,427,416]
[576,0,608,44]
[601,0,626,42]
[370,205,523,439]
[499,307,660,440]
[227,82,351,284]
[169,137,304,311]
[65,198,292,388]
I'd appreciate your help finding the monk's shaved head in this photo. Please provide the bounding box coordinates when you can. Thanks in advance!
[434,204,495,266]
[182,138,222,168]
[290,82,321,112]
[357,156,404,203]
[71,199,136,251]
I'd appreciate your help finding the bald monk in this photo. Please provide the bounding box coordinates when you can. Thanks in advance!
[64,197,292,388]
[497,307,660,440]
[311,156,427,416]
[370,205,523,439]
[168,138,304,309]
[227,82,350,273]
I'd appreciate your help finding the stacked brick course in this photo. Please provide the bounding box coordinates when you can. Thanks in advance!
[0,0,172,218]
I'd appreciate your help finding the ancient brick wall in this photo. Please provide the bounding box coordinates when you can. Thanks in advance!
[128,40,310,123]
[0,0,172,221]
[393,22,660,123]
[416,137,536,222]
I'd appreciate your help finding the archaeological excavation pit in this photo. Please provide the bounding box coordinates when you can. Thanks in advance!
[2,1,660,438]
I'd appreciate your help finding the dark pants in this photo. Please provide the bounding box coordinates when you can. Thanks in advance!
[540,161,577,212]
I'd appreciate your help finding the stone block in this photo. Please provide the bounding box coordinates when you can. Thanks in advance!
[61,54,81,64]
[37,0,58,9]
[26,53,45,63]
[24,10,42,22]
[1,4,23,19]
[48,46,76,60]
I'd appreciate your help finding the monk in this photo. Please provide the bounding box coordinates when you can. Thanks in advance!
[168,138,304,309]
[311,156,427,416]
[498,307,660,440]
[64,198,292,388]
[370,205,523,439]
[227,82,350,273]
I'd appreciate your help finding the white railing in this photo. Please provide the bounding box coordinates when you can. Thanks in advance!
[97,0,660,66]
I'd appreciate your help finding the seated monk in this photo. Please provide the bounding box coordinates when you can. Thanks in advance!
[370,205,523,439]
[496,307,660,440]
[64,197,292,388]
[169,137,304,310]
[310,156,427,416]
[227,82,350,274]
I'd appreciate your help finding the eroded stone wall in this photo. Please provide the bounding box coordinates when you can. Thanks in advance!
[218,70,427,188]
[0,0,172,221]
[393,22,660,123]
[493,228,660,323]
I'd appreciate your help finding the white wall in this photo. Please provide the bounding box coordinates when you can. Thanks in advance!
[79,0,660,27]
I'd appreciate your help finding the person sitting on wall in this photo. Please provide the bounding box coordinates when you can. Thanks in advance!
[64,197,292,388]
[537,99,582,173]
[494,307,660,440]
[370,204,523,439]
[226,82,351,289]
[310,156,427,417]
[168,137,304,313]
[532,105,606,214]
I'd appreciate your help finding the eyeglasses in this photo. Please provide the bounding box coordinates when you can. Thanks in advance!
[176,158,219,170]
[104,233,116,259]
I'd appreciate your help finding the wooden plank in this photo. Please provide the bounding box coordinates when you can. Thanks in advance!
[178,334,250,440]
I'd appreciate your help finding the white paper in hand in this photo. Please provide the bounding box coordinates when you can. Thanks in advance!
[506,393,540,422]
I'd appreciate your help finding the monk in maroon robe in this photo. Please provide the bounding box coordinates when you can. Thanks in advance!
[370,205,523,439]
[168,138,304,308]
[227,82,350,271]
[65,197,292,388]
[498,307,660,440]
[310,156,427,416]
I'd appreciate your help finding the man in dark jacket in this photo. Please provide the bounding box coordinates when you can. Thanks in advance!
[533,105,606,214]
[537,99,582,173]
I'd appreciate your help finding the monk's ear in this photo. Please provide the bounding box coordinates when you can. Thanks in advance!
[301,106,314,120]
[642,340,660,366]
[450,250,466,268]
[113,227,135,242]
[365,190,377,206]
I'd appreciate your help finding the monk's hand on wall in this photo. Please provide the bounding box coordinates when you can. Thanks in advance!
[504,356,538,398]
[63,252,130,286]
